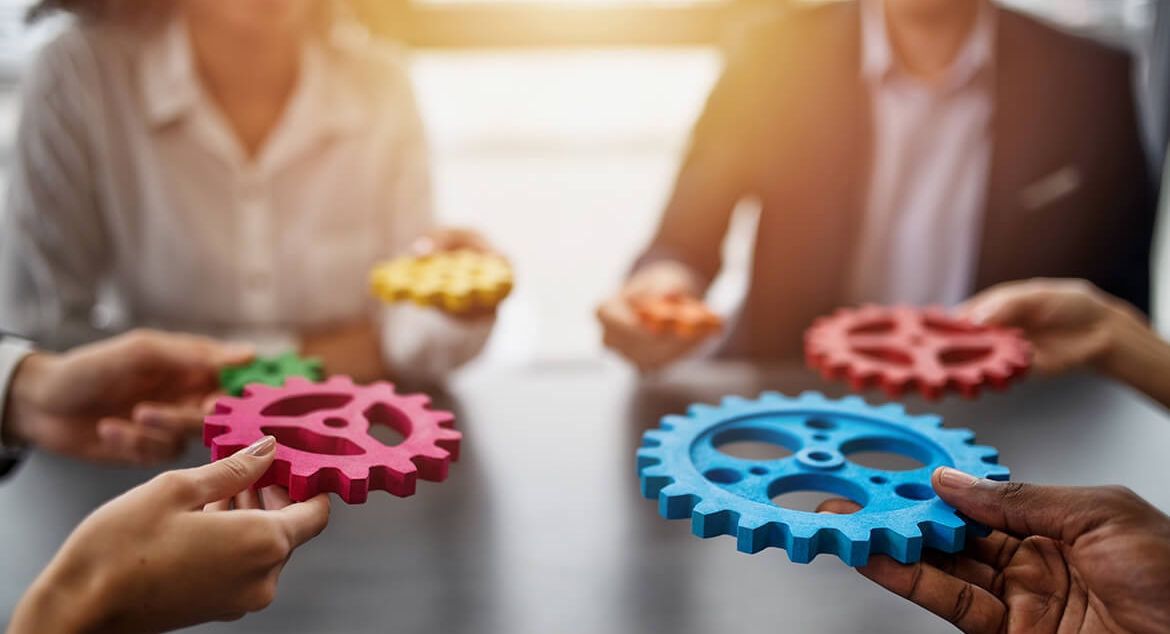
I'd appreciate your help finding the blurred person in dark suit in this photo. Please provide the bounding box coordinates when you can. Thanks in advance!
[598,0,1155,371]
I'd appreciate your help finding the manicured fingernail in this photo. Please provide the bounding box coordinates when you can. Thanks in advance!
[938,467,980,488]
[242,436,276,457]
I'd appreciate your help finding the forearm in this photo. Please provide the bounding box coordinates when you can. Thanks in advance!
[301,319,389,384]
[8,558,109,634]
[1098,309,1170,409]
[379,304,494,383]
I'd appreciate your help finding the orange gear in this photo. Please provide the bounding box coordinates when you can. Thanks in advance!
[634,295,723,340]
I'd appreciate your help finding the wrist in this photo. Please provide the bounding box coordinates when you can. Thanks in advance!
[3,352,55,448]
[1094,303,1154,380]
[9,560,112,634]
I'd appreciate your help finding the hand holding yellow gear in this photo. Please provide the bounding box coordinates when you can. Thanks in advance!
[370,250,514,314]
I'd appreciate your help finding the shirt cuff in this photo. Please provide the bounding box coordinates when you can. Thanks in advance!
[0,337,35,455]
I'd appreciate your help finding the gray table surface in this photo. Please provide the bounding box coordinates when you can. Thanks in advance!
[3,361,1169,634]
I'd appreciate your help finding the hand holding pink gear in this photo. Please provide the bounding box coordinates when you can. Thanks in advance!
[204,376,461,504]
[804,305,1032,400]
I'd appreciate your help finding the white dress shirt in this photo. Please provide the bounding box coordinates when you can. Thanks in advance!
[0,19,491,378]
[848,0,997,307]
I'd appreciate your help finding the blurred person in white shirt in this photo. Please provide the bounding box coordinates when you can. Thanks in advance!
[0,0,501,384]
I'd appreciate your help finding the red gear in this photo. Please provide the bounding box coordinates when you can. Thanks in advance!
[204,376,460,503]
[804,305,1032,400]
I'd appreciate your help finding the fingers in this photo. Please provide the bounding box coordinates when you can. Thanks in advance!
[411,228,494,256]
[96,418,186,465]
[959,282,1047,328]
[121,329,255,377]
[132,403,207,436]
[261,486,292,510]
[815,498,861,514]
[273,494,331,549]
[234,489,263,510]
[186,436,277,506]
[932,467,1142,544]
[856,555,1005,634]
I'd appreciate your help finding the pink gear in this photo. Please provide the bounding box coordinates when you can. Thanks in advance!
[204,375,461,503]
[804,305,1032,400]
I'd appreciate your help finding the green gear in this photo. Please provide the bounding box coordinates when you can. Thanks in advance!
[219,352,325,397]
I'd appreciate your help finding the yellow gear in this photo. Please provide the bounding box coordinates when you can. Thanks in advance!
[370,250,514,313]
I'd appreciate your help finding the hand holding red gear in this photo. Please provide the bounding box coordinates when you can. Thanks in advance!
[204,376,460,504]
[804,305,1032,400]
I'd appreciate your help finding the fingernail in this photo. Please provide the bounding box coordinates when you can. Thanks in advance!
[242,436,276,457]
[938,467,980,489]
[968,308,989,325]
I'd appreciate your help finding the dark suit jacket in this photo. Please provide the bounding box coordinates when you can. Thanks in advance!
[637,2,1156,359]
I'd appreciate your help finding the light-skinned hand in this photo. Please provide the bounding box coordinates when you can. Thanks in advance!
[958,278,1148,375]
[596,260,715,372]
[7,436,331,634]
[819,468,1170,634]
[4,329,253,465]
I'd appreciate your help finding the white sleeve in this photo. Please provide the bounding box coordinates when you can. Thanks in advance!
[0,35,110,350]
[374,59,495,381]
[0,337,34,454]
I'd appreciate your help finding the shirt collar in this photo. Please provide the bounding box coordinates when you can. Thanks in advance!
[860,0,997,91]
[138,17,369,137]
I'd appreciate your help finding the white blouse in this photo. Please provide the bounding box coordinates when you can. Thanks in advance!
[0,19,491,378]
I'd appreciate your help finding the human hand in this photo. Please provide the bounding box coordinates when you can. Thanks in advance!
[4,329,253,465]
[596,260,714,372]
[410,226,498,257]
[819,468,1170,634]
[958,278,1146,375]
[408,227,509,320]
[7,436,331,634]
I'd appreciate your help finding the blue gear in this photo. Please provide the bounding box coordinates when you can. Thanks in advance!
[636,392,1010,566]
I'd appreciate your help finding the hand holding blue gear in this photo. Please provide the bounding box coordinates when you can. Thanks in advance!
[636,392,1010,566]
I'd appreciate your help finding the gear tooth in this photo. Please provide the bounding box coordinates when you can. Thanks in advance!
[659,415,690,431]
[979,464,1011,481]
[796,391,826,404]
[910,414,944,429]
[720,395,750,408]
[839,395,867,408]
[657,484,700,520]
[870,526,923,564]
[759,391,788,403]
[640,429,668,448]
[920,507,968,553]
[686,403,720,419]
[876,402,906,417]
[324,375,356,389]
[691,501,738,538]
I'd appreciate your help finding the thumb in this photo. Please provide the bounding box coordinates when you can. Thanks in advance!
[932,467,1123,544]
[187,436,277,507]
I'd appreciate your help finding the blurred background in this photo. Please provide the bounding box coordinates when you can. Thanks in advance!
[0,0,1157,366]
